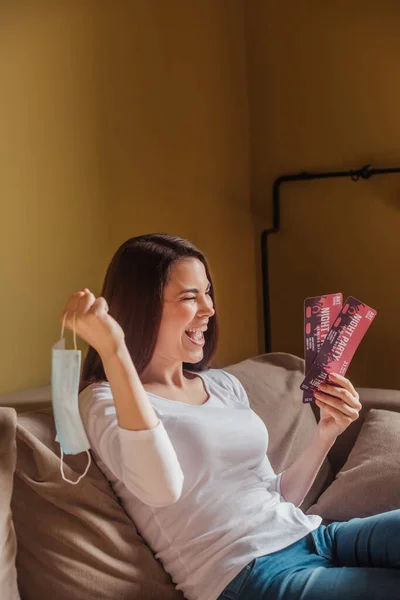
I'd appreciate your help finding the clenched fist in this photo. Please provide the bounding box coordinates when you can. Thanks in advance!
[62,288,125,359]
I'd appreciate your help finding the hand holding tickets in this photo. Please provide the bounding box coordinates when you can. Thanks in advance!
[300,294,376,440]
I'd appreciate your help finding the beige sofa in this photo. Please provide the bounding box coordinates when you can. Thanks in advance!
[2,352,400,600]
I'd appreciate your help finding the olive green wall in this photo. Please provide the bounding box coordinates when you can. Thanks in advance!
[245,1,400,389]
[3,1,399,395]
[1,1,256,394]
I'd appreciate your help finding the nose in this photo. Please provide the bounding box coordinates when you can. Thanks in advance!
[200,298,215,318]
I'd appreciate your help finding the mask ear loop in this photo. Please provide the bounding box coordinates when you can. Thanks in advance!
[61,310,77,349]
[58,310,92,485]
[60,447,92,485]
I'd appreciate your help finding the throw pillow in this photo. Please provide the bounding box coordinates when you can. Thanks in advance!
[12,409,184,600]
[306,409,400,521]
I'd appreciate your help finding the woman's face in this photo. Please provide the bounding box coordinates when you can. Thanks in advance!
[155,257,215,364]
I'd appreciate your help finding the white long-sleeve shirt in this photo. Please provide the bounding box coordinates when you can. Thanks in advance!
[78,368,322,600]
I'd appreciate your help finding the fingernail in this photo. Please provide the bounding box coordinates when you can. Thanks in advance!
[329,373,338,378]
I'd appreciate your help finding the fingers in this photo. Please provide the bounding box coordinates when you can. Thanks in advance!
[62,289,97,323]
[328,372,357,396]
[91,296,109,315]
[315,399,355,425]
[314,390,360,419]
[76,291,96,315]
[62,290,85,321]
[318,381,361,410]
[63,290,85,314]
[319,383,357,403]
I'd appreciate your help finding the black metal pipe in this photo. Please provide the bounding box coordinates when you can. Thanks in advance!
[261,164,400,353]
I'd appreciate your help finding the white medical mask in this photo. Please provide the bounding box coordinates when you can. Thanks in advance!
[51,311,91,485]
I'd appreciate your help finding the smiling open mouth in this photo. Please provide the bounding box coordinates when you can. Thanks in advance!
[185,330,205,345]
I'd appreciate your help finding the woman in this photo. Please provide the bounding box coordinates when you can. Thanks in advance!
[62,233,400,600]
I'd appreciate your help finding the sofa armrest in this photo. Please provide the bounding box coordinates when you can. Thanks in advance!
[323,387,400,477]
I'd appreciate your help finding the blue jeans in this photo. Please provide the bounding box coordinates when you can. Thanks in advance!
[216,509,400,599]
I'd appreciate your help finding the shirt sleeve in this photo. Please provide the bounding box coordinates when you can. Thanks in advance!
[221,370,251,407]
[266,469,286,499]
[78,384,184,507]
[222,370,288,502]
[269,470,304,508]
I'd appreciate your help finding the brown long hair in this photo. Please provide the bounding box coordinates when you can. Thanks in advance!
[79,233,219,393]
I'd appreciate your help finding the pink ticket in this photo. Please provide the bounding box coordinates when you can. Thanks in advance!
[303,293,343,403]
[300,296,377,395]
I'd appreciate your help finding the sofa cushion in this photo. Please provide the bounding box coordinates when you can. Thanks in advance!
[305,409,400,521]
[12,409,184,600]
[224,352,334,512]
[0,407,20,600]
[326,387,400,477]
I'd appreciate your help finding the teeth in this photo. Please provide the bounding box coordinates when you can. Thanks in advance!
[186,327,207,333]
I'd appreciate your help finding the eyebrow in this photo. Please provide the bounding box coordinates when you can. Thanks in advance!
[177,283,212,296]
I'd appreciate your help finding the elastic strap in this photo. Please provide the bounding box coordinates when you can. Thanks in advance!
[60,449,92,485]
[61,310,77,349]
